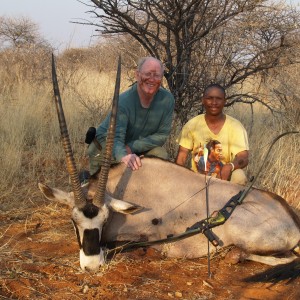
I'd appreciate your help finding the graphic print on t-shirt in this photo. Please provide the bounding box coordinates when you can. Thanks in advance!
[194,139,224,178]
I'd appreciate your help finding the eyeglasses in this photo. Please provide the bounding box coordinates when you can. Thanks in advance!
[140,72,163,80]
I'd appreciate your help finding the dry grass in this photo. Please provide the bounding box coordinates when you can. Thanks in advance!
[0,58,133,211]
[226,102,300,208]
[0,48,299,213]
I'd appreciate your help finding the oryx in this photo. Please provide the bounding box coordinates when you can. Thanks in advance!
[39,56,300,273]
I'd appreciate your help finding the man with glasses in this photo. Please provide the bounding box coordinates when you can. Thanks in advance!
[87,56,175,174]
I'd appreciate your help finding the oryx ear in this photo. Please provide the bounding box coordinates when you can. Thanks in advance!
[106,196,143,215]
[38,183,75,208]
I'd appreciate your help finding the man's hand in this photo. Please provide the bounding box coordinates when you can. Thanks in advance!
[221,150,249,181]
[121,153,142,170]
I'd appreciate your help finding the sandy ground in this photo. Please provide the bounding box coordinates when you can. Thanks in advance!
[1,204,300,300]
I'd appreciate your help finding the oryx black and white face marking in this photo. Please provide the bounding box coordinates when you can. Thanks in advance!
[38,182,143,272]
[71,202,109,272]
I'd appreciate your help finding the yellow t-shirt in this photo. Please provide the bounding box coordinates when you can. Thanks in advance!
[177,114,249,172]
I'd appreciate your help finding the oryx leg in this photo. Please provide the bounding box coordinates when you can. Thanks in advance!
[225,246,298,266]
[246,253,297,266]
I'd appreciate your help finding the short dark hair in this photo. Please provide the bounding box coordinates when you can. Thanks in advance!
[203,83,226,98]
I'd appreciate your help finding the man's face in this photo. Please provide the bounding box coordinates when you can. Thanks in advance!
[136,59,163,98]
[202,87,226,116]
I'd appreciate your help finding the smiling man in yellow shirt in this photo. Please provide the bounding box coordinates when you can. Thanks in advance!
[176,83,249,185]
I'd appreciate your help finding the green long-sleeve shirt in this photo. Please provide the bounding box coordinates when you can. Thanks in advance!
[95,83,175,162]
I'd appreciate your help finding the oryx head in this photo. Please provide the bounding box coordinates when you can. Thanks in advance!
[39,55,141,272]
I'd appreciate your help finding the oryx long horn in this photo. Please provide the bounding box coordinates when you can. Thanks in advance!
[93,56,121,207]
[51,54,86,209]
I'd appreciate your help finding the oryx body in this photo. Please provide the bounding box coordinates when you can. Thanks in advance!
[104,158,300,260]
[40,157,300,270]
